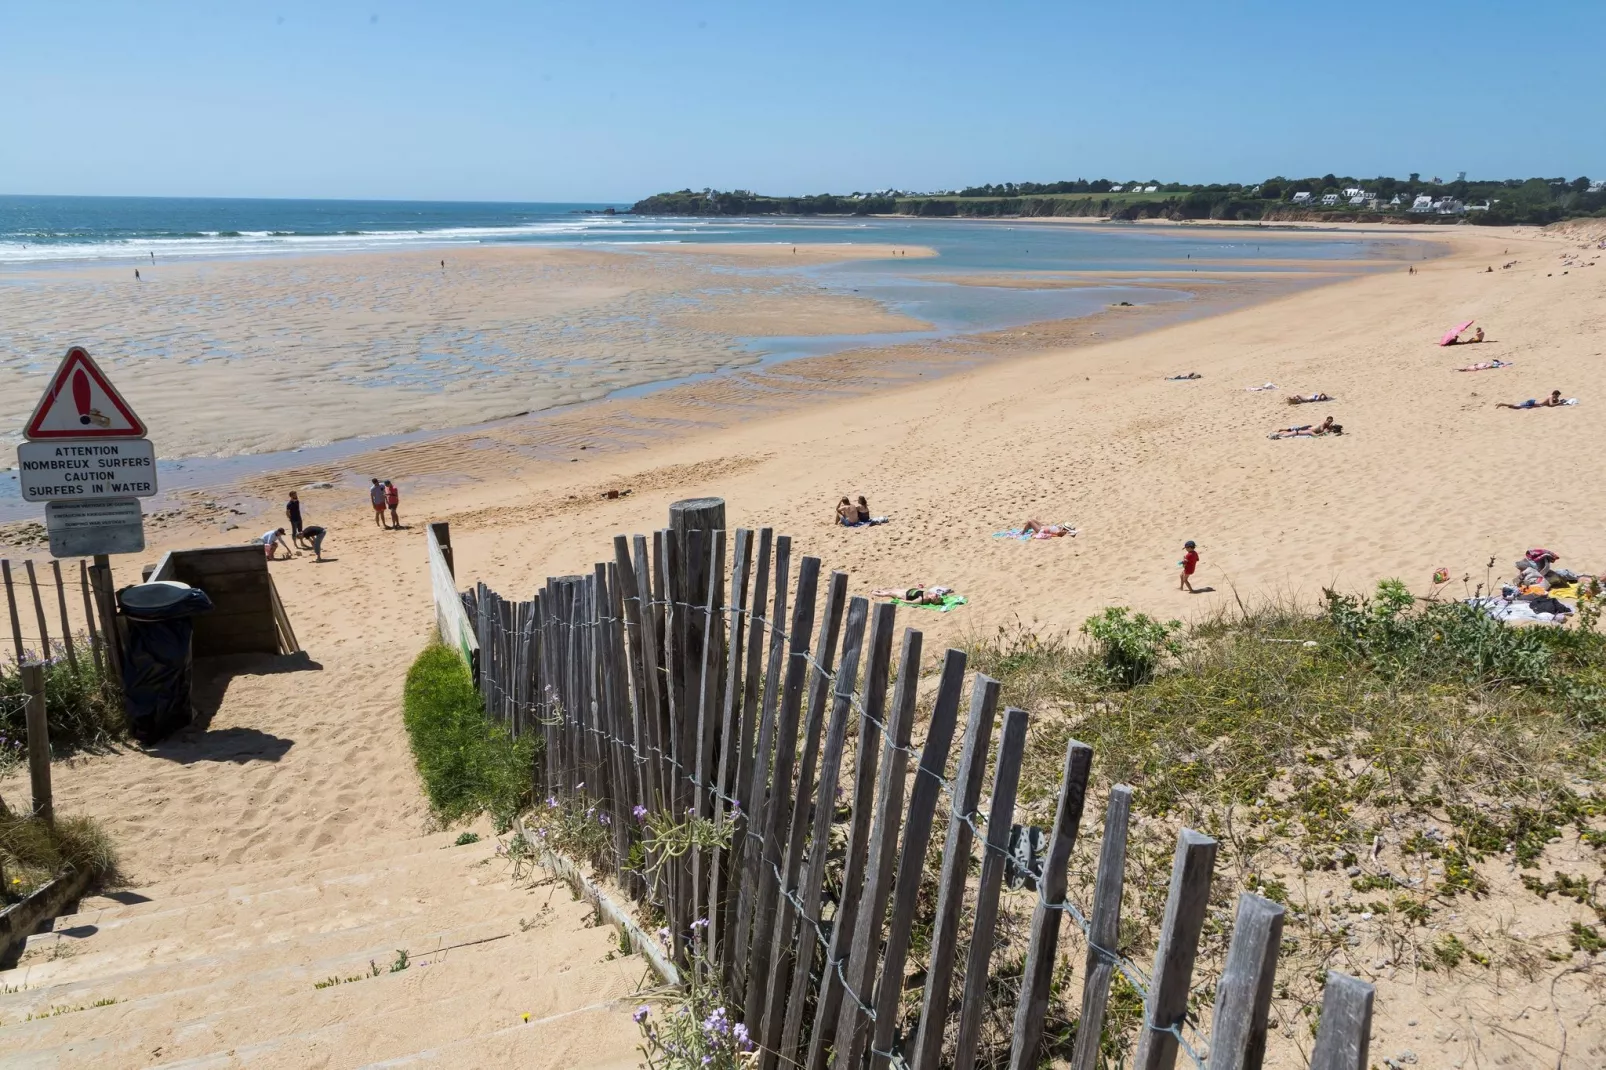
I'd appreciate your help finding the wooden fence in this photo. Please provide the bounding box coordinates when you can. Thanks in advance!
[0,554,119,682]
[449,498,1376,1070]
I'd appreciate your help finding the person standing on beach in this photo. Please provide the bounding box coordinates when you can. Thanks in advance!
[285,490,305,546]
[384,480,400,529]
[134,268,141,281]
[370,478,388,529]
[1179,540,1199,592]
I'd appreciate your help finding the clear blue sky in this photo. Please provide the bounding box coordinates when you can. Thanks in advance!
[4,1,1602,202]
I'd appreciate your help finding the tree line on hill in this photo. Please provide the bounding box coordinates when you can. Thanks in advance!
[631,174,1604,226]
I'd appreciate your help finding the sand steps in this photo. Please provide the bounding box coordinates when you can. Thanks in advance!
[0,834,644,1069]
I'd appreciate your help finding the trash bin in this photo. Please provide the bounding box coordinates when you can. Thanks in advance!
[117,580,214,744]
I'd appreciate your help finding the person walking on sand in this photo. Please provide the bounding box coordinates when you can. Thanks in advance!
[384,479,401,529]
[1179,540,1199,592]
[285,490,304,546]
[301,523,328,562]
[370,478,388,528]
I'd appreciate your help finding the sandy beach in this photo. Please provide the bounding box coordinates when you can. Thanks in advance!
[4,219,1605,1066]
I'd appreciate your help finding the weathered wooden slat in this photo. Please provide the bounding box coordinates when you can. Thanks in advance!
[1069,785,1134,1070]
[49,561,77,674]
[3,560,27,663]
[832,625,925,1070]
[777,596,869,1067]
[951,706,1031,1070]
[23,561,50,660]
[1307,972,1373,1070]
[614,537,655,813]
[1208,893,1285,1070]
[707,528,754,967]
[723,527,771,983]
[1008,737,1094,1070]
[908,673,1001,1070]
[866,648,967,1070]
[757,568,847,1062]
[79,560,103,677]
[742,556,820,1025]
[692,529,727,935]
[803,601,897,1070]
[1132,828,1219,1070]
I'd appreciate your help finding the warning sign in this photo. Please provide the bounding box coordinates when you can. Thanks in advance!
[17,438,158,502]
[24,347,147,439]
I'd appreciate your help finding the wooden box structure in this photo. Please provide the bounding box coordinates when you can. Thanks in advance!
[143,546,299,657]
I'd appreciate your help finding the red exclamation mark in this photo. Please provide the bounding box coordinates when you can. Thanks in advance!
[73,369,92,426]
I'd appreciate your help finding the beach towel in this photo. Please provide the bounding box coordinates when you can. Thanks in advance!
[1245,383,1277,391]
[992,525,1076,540]
[892,593,967,612]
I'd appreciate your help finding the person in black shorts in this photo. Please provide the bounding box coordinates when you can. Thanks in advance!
[301,524,328,562]
[286,491,304,545]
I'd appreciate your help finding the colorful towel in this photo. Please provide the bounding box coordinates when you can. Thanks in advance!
[1245,383,1277,391]
[992,525,1076,540]
[893,593,967,612]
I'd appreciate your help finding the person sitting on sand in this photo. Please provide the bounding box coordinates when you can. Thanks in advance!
[1472,326,1485,343]
[1286,392,1332,404]
[1456,359,1511,372]
[1497,390,1564,410]
[855,495,872,524]
[835,497,858,525]
[1166,372,1202,381]
[1022,519,1076,538]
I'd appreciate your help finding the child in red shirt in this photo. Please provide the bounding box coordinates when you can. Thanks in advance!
[1180,540,1199,592]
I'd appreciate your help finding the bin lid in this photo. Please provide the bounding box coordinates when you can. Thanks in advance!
[119,580,196,612]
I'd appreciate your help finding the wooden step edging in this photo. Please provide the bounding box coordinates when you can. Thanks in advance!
[515,816,681,987]
[1,867,95,970]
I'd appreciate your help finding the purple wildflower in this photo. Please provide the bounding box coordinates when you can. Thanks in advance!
[632,804,648,821]
[632,1005,650,1024]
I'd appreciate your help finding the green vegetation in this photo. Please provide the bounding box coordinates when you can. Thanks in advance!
[0,657,123,777]
[0,810,118,903]
[633,172,1606,225]
[952,581,1605,1058]
[401,644,537,829]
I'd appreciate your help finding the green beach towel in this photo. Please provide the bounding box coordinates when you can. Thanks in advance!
[892,594,968,612]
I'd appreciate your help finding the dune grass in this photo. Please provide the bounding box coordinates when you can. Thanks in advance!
[402,644,537,830]
[0,811,118,903]
[0,657,123,778]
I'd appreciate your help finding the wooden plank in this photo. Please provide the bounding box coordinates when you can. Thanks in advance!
[2,561,26,662]
[79,560,103,677]
[803,600,896,1070]
[951,706,1031,1070]
[632,536,670,813]
[21,661,51,824]
[50,561,77,674]
[1207,893,1285,1070]
[908,673,1001,1070]
[1307,972,1374,1070]
[866,648,967,1070]
[1069,785,1135,1070]
[742,556,821,1025]
[1008,737,1095,1070]
[724,527,772,985]
[614,536,656,815]
[707,527,754,968]
[23,561,51,660]
[777,595,869,1067]
[832,625,925,1070]
[756,568,847,1062]
[731,534,789,1001]
[692,529,727,934]
[1132,828,1219,1070]
[267,574,300,654]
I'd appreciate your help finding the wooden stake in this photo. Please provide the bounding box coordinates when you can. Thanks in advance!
[1069,785,1134,1070]
[1132,828,1218,1070]
[1308,972,1373,1070]
[21,661,51,825]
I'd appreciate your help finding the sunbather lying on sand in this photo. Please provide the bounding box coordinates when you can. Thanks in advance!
[1166,372,1202,381]
[1269,416,1342,439]
[1497,390,1567,410]
[1022,520,1076,537]
[871,585,953,605]
[1456,359,1511,372]
[1286,393,1332,404]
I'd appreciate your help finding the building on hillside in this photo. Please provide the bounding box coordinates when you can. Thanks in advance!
[1342,187,1365,198]
[1409,194,1435,213]
[1321,193,1340,206]
[1390,194,1405,207]
[1110,185,1125,192]
[1292,191,1313,204]
[1349,194,1368,206]
[1143,185,1158,192]
[1433,198,1465,215]
[1468,201,1491,212]
[1590,180,1606,193]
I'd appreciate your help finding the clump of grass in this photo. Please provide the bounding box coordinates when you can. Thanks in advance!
[0,656,122,776]
[0,811,119,902]
[402,644,539,829]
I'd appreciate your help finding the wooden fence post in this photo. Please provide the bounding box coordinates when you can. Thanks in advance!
[866,647,968,1070]
[51,561,78,675]
[909,673,1001,1070]
[1008,737,1094,1070]
[777,596,870,1067]
[1132,828,1218,1070]
[21,661,51,826]
[2,560,25,663]
[952,706,1031,1070]
[23,561,51,661]
[1069,785,1135,1070]
[79,561,103,677]
[1308,972,1373,1070]
[1207,893,1285,1070]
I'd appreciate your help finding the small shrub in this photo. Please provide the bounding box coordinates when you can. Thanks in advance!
[402,644,538,826]
[453,832,480,846]
[0,811,118,902]
[0,656,122,775]
[1080,607,1182,687]
[634,925,752,1069]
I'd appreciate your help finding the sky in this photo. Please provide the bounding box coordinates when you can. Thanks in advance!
[3,1,1603,203]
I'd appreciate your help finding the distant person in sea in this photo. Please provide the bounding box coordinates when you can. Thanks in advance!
[385,480,401,528]
[1179,540,1199,593]
[301,524,328,562]
[285,490,304,544]
[262,528,291,560]
[370,478,388,528]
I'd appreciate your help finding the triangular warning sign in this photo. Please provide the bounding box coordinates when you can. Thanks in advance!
[24,347,147,439]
